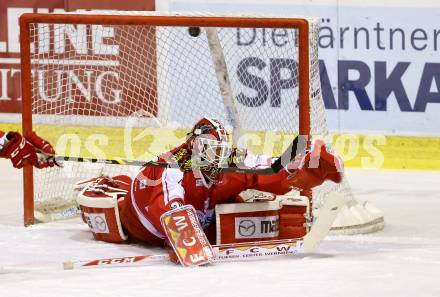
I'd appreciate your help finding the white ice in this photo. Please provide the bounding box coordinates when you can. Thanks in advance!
[0,158,439,297]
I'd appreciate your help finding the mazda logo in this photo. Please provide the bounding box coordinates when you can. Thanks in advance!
[238,219,256,236]
[94,216,107,232]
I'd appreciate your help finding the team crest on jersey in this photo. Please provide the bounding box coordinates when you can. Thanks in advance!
[196,179,204,187]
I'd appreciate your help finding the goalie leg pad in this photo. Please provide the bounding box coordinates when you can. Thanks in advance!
[76,176,129,243]
[215,195,310,244]
[279,197,310,239]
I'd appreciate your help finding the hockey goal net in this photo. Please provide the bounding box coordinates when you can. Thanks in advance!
[20,11,383,233]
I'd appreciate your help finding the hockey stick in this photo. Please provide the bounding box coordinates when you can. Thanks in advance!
[63,192,347,270]
[302,192,348,252]
[205,27,244,148]
[38,135,307,176]
[63,239,303,270]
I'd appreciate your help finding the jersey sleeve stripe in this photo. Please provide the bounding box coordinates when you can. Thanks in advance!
[162,170,170,205]
[162,168,184,205]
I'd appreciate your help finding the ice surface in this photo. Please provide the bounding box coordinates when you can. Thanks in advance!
[1,158,439,297]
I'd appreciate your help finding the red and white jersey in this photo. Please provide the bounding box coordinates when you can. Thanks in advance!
[0,130,6,151]
[119,151,292,244]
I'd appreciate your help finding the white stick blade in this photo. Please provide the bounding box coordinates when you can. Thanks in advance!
[302,192,349,253]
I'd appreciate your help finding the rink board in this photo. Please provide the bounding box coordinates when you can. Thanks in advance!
[1,122,439,170]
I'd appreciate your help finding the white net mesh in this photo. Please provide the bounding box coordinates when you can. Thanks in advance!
[24,11,383,233]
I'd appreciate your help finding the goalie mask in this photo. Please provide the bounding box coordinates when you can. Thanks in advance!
[187,118,231,183]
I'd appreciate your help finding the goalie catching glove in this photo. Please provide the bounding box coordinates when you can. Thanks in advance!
[0,131,56,169]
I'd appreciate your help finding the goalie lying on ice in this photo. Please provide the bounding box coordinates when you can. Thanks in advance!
[75,118,343,251]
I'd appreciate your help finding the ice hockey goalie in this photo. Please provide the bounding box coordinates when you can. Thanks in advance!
[75,118,343,263]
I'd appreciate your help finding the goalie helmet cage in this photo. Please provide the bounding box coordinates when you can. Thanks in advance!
[19,11,384,234]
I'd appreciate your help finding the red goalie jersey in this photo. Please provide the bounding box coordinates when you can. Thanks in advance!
[121,149,302,244]
[77,118,343,246]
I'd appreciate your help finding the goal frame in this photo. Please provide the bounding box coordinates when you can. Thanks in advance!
[19,13,311,226]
